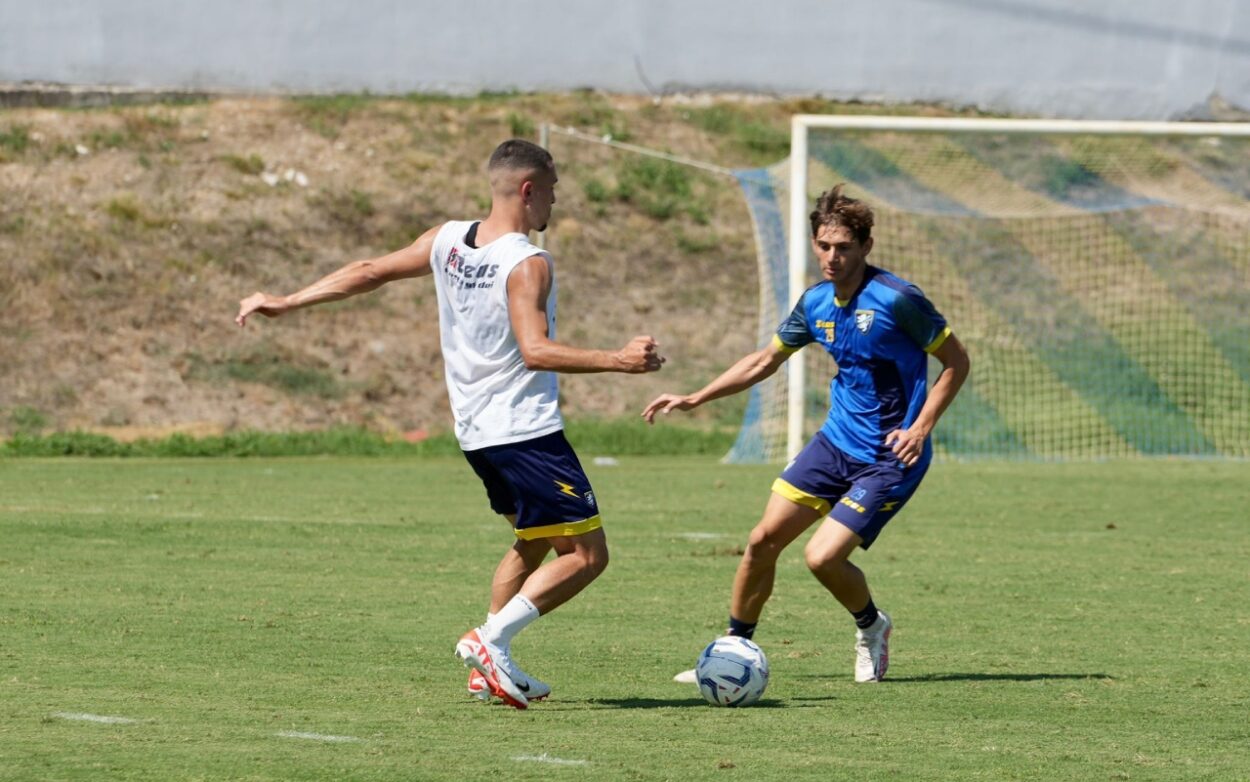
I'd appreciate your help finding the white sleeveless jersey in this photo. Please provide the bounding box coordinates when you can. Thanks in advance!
[429,220,563,450]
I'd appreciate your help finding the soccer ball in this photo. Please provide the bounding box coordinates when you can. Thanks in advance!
[695,636,769,707]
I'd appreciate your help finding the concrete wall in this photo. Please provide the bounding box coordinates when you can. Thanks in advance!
[3,0,1248,119]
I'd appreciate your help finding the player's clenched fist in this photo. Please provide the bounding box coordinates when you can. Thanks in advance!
[615,335,665,373]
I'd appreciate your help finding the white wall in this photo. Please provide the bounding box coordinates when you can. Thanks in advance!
[3,0,1248,119]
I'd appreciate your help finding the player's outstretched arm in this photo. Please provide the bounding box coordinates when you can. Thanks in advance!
[885,332,971,466]
[508,256,665,374]
[642,343,790,424]
[235,225,440,327]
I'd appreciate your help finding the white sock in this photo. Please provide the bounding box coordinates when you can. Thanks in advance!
[482,594,539,647]
[484,611,501,648]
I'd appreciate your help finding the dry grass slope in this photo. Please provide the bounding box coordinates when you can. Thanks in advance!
[4,93,910,438]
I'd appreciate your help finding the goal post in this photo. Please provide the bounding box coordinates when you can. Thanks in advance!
[781,114,1250,461]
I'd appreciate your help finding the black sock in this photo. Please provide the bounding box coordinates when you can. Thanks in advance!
[727,615,757,640]
[851,599,879,629]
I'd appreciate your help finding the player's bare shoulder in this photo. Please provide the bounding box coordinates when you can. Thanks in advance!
[394,223,445,278]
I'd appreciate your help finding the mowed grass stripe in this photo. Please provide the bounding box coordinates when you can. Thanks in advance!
[881,213,1133,458]
[808,136,975,215]
[873,137,1250,456]
[914,215,1210,455]
[928,382,1031,458]
[860,133,1083,218]
[1063,136,1250,213]
[1012,215,1250,456]
[950,132,1250,400]
[797,145,1131,458]
[1158,135,1250,211]
[952,134,1160,212]
[1108,208,1250,388]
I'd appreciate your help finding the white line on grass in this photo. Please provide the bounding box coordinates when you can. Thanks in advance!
[513,753,589,766]
[0,506,341,525]
[1,506,206,520]
[51,712,138,724]
[275,730,362,743]
[677,532,726,540]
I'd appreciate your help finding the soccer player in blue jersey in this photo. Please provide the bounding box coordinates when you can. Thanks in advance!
[644,184,969,682]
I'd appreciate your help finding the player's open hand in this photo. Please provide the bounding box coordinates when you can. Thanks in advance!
[641,393,696,424]
[235,292,290,327]
[616,335,665,374]
[885,427,927,467]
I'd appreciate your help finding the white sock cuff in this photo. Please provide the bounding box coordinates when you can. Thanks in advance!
[484,594,540,646]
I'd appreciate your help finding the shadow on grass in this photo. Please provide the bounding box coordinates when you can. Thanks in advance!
[882,672,1114,683]
[558,696,837,709]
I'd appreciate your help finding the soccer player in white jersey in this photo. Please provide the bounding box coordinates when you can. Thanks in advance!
[236,139,664,709]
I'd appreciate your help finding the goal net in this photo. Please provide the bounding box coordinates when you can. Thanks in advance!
[727,116,1250,462]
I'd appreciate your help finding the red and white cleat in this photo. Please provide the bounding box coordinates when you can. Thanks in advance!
[467,667,493,702]
[465,643,551,702]
[511,665,550,701]
[455,629,529,709]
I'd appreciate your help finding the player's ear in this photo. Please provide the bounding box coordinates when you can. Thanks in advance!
[520,179,534,203]
[862,236,874,255]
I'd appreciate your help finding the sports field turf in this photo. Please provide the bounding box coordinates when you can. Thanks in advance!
[2,456,1248,781]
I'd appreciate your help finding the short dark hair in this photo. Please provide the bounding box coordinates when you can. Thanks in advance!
[809,184,873,243]
[488,139,554,174]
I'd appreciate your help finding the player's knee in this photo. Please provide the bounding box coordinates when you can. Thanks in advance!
[586,550,609,580]
[744,526,786,565]
[803,541,847,575]
[581,542,609,579]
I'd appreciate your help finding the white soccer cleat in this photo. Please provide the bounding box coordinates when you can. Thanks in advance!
[468,655,550,701]
[673,668,698,684]
[854,610,892,683]
[455,629,529,709]
[512,664,551,700]
[466,668,492,702]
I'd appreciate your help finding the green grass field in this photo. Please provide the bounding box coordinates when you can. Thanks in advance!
[3,457,1249,781]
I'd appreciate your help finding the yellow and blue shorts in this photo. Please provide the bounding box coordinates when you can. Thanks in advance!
[772,432,928,549]
[462,430,601,540]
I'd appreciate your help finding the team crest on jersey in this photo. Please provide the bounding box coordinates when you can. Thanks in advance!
[854,309,875,334]
[445,246,460,271]
[584,490,596,508]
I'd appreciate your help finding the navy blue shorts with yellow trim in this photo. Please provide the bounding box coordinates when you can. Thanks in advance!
[772,432,928,549]
[462,430,601,540]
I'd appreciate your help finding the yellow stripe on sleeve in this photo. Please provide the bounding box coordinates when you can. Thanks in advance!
[772,334,801,354]
[924,326,952,354]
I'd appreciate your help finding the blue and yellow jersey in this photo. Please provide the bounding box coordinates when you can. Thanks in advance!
[774,266,951,466]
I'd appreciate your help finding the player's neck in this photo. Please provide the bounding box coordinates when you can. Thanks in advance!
[475,210,530,246]
[834,267,866,302]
